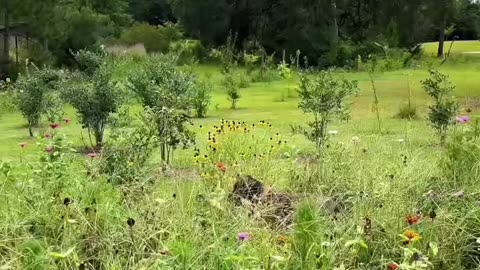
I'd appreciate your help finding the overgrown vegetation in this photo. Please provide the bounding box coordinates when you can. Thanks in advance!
[1,0,480,268]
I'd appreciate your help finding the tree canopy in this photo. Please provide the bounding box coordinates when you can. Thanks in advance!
[1,0,480,77]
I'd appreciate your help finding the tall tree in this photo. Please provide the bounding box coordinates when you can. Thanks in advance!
[169,0,231,44]
[429,0,456,57]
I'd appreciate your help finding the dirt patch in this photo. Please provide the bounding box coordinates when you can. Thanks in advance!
[230,175,355,229]
[230,175,296,229]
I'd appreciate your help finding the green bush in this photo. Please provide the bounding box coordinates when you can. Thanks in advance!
[127,56,197,164]
[223,72,240,109]
[100,110,158,185]
[396,104,418,120]
[421,70,458,145]
[15,67,62,136]
[298,71,359,151]
[120,22,183,53]
[192,80,212,118]
[169,39,204,64]
[63,51,124,148]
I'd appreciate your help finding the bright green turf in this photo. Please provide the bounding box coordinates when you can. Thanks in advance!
[422,40,480,56]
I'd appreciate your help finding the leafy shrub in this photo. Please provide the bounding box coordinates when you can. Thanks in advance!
[63,51,124,148]
[192,80,211,118]
[297,71,359,151]
[169,39,204,64]
[15,67,62,136]
[223,72,240,109]
[72,49,105,76]
[120,22,183,53]
[251,51,278,82]
[127,56,197,164]
[277,62,293,80]
[237,71,251,88]
[397,104,418,120]
[19,41,55,67]
[100,110,157,185]
[421,70,458,145]
[243,52,261,75]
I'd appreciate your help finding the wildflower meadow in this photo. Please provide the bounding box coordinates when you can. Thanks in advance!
[1,46,480,270]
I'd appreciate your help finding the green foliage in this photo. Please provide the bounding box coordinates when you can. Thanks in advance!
[100,109,158,185]
[14,67,62,136]
[192,80,211,118]
[292,202,332,269]
[222,72,240,110]
[145,106,195,165]
[298,71,359,151]
[72,49,105,77]
[169,39,204,64]
[277,62,292,80]
[120,22,183,53]
[421,70,458,145]
[169,0,230,44]
[444,117,480,188]
[21,239,47,270]
[397,104,418,120]
[0,80,16,118]
[127,56,197,164]
[63,51,124,148]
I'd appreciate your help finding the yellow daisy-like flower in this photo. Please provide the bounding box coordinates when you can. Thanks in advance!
[402,230,421,243]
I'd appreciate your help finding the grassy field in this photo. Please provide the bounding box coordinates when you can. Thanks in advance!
[1,57,480,269]
[422,40,480,56]
[1,62,479,160]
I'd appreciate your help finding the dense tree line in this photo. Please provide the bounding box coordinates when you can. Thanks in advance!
[1,0,480,77]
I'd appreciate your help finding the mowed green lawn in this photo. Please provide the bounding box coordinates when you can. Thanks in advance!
[422,40,480,56]
[1,62,479,162]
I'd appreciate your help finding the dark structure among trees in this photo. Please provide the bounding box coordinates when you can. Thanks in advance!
[0,22,30,79]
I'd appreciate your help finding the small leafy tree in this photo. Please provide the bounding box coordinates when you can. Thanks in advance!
[192,80,211,118]
[15,67,62,136]
[421,70,458,145]
[278,61,294,101]
[127,56,196,165]
[63,51,123,148]
[298,71,359,151]
[223,72,240,109]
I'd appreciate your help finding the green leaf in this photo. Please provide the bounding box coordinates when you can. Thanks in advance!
[429,242,439,256]
[49,247,74,259]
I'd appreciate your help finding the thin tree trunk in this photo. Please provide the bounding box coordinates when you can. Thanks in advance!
[1,7,10,79]
[330,0,339,64]
[437,15,447,58]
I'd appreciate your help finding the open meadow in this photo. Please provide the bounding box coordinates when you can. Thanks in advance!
[1,48,480,270]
